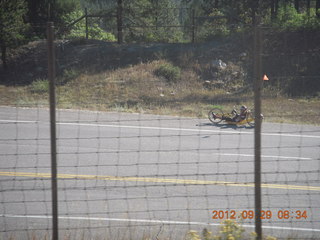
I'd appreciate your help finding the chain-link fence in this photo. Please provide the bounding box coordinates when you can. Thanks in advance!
[0,9,320,240]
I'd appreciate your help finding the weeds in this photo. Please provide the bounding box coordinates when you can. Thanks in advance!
[29,79,49,94]
[59,69,79,84]
[186,220,277,240]
[0,60,319,125]
[154,63,181,83]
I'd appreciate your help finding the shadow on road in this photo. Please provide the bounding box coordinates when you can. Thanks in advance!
[197,122,254,130]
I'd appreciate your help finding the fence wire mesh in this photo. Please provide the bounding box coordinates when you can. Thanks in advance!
[0,19,320,240]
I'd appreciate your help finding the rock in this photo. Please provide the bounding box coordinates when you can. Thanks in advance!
[211,59,227,70]
[239,52,247,58]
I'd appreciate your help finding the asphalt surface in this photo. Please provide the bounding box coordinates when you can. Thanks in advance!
[0,106,319,239]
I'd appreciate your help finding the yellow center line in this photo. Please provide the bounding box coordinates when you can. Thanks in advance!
[0,171,319,191]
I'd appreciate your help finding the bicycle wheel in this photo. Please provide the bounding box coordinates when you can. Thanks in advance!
[208,108,224,124]
[246,110,255,127]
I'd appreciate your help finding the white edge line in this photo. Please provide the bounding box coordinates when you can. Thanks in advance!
[218,153,312,160]
[0,120,315,159]
[1,119,320,139]
[57,122,320,139]
[0,120,37,124]
[57,122,248,135]
[1,214,320,232]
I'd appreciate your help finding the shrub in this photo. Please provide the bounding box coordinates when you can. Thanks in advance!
[62,10,116,41]
[30,79,49,94]
[186,220,277,240]
[154,63,181,83]
[59,69,79,85]
[86,23,116,41]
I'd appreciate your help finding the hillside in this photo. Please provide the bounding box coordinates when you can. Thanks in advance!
[0,36,249,86]
[0,30,319,124]
[1,29,320,94]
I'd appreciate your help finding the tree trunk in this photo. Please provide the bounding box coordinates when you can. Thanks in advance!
[251,0,259,25]
[274,0,279,19]
[270,0,280,21]
[214,0,219,9]
[271,0,276,21]
[117,0,123,44]
[275,0,279,11]
[307,0,311,16]
[294,0,300,13]
[1,44,7,70]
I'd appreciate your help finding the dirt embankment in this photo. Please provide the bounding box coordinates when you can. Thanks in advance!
[1,30,319,96]
[0,36,250,86]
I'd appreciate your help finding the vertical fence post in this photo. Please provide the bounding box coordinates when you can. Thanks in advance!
[253,16,262,240]
[191,9,195,43]
[85,8,88,40]
[117,0,123,44]
[47,21,59,240]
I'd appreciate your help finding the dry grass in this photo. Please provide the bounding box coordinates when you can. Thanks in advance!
[261,97,320,125]
[0,60,319,125]
[55,60,220,115]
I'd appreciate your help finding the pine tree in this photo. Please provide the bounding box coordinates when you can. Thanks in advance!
[0,0,29,70]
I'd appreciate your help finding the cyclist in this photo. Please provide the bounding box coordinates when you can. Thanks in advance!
[224,105,248,122]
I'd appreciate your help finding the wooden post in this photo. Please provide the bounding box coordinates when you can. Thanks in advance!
[192,9,195,43]
[117,0,123,44]
[47,22,58,240]
[85,8,88,40]
[253,16,262,240]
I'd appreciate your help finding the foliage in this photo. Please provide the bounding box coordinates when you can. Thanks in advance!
[61,9,116,41]
[196,9,230,41]
[59,69,80,85]
[186,230,202,240]
[272,4,320,30]
[25,0,80,38]
[183,0,320,41]
[186,220,277,240]
[3,0,320,47]
[154,63,181,83]
[126,0,184,43]
[87,24,116,41]
[0,0,29,45]
[30,79,49,94]
[82,0,185,43]
[0,0,29,69]
[216,219,245,240]
[81,0,117,10]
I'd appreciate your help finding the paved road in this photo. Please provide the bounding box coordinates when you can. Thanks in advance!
[0,106,319,239]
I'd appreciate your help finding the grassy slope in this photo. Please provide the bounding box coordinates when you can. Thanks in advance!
[0,35,319,125]
[0,58,319,125]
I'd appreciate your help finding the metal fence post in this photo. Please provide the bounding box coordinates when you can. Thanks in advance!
[47,21,59,240]
[253,16,262,240]
[191,9,195,43]
[85,8,89,40]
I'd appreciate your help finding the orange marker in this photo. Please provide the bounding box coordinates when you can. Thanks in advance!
[263,74,269,81]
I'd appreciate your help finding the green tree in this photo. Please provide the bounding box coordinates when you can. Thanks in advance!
[82,0,184,43]
[0,0,29,70]
[273,2,320,30]
[270,0,280,21]
[25,0,80,38]
[125,0,183,42]
[61,9,116,41]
